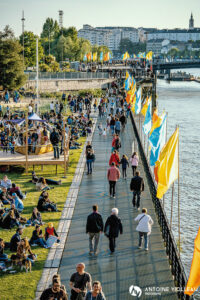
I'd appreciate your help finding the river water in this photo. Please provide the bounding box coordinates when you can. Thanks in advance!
[156,69,200,279]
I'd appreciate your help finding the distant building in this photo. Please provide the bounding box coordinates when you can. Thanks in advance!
[78,25,139,52]
[189,13,194,30]
[146,28,200,42]
[146,39,170,55]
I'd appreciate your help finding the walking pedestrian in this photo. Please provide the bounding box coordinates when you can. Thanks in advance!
[130,171,144,210]
[109,150,120,168]
[107,162,120,198]
[104,208,123,254]
[115,118,121,134]
[135,208,154,251]
[69,263,92,300]
[120,154,129,179]
[110,117,115,135]
[85,281,106,300]
[86,205,104,255]
[86,149,95,175]
[130,152,139,176]
[40,278,68,300]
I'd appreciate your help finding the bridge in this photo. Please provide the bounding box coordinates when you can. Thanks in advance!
[153,59,200,71]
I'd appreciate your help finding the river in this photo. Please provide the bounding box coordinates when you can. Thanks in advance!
[156,69,200,280]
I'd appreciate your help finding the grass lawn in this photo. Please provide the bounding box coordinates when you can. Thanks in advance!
[0,137,85,300]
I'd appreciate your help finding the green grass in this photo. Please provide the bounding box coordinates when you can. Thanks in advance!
[0,137,85,300]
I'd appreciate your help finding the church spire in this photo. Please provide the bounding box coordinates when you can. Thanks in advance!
[189,12,194,29]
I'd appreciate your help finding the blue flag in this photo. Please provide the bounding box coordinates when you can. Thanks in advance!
[143,103,152,135]
[135,88,142,114]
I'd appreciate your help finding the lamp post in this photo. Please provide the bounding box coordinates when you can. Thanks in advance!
[36,38,39,99]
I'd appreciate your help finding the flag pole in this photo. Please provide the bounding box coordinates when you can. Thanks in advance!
[170,183,174,229]
[177,124,181,255]
[163,112,168,209]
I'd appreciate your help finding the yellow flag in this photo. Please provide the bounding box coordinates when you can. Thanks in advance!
[155,127,179,199]
[146,51,153,60]
[185,227,200,296]
[141,96,151,117]
[131,95,137,113]
[93,52,97,62]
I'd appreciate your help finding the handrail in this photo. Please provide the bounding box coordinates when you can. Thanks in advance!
[130,112,192,300]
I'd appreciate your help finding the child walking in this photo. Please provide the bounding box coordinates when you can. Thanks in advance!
[120,154,129,179]
[102,128,107,137]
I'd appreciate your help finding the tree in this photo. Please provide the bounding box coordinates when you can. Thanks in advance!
[39,54,60,72]
[118,38,146,55]
[0,26,26,90]
[19,31,44,67]
[167,48,180,58]
[41,18,60,39]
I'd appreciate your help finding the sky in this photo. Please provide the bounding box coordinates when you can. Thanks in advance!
[0,0,199,37]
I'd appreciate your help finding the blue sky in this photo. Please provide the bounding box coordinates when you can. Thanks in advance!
[0,0,199,37]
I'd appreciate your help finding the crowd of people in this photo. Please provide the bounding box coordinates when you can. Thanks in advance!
[0,86,155,299]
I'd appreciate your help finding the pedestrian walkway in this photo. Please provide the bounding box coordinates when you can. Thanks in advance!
[59,116,178,300]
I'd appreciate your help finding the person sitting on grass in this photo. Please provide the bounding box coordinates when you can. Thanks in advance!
[0,238,8,261]
[12,193,24,213]
[2,209,18,229]
[10,227,23,252]
[29,225,48,248]
[27,207,43,226]
[36,177,49,191]
[10,183,26,200]
[45,222,60,244]
[17,238,36,264]
[0,187,12,205]
[37,191,57,212]
[0,175,12,190]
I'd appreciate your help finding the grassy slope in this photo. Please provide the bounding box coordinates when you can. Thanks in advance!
[0,137,85,300]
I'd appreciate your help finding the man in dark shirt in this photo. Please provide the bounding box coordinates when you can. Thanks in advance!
[86,205,104,255]
[10,227,23,252]
[130,171,144,210]
[40,279,68,300]
[70,263,92,300]
[50,128,60,159]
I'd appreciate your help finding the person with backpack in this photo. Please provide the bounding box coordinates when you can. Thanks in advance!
[50,128,60,159]
[120,154,129,179]
[69,263,92,300]
[86,149,95,175]
[104,208,123,253]
[114,135,121,151]
[130,171,144,210]
[134,208,154,251]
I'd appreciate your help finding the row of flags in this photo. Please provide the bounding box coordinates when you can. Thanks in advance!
[124,73,200,296]
[124,72,178,200]
[83,52,111,62]
[82,50,153,62]
[122,51,153,60]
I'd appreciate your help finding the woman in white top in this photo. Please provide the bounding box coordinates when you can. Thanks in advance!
[134,208,153,251]
[130,152,139,176]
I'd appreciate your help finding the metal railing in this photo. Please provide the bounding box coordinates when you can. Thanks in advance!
[25,72,110,81]
[130,112,192,300]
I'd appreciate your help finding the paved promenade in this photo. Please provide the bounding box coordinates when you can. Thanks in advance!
[59,115,177,300]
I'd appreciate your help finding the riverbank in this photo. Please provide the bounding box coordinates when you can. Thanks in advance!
[0,140,85,300]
